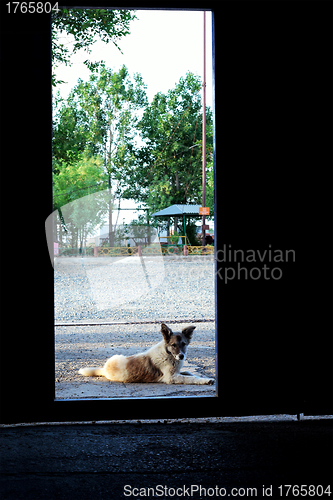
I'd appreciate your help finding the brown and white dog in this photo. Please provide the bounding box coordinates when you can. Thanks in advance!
[79,323,215,385]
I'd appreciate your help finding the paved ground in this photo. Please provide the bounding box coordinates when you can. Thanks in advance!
[1,419,332,499]
[55,322,216,399]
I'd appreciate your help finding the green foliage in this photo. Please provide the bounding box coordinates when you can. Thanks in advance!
[53,63,147,187]
[53,153,109,247]
[52,66,214,245]
[52,93,90,166]
[52,64,148,247]
[51,9,215,249]
[169,232,181,245]
[52,8,137,86]
[53,153,106,210]
[122,72,213,234]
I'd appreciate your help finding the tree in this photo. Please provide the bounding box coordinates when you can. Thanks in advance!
[52,64,148,246]
[123,72,213,240]
[52,93,90,167]
[53,153,108,250]
[52,8,137,86]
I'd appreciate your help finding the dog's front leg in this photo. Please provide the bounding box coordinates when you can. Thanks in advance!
[171,374,215,385]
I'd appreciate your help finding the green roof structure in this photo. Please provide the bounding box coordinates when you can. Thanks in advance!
[152,204,203,242]
[151,204,201,217]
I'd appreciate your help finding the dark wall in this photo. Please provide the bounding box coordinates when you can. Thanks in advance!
[214,1,333,415]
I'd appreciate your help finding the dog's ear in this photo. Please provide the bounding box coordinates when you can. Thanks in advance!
[161,323,173,342]
[182,325,196,340]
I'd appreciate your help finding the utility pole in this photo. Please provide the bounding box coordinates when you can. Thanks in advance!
[202,10,207,247]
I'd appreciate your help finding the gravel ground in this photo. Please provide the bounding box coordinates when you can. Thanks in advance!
[54,255,215,323]
[54,255,216,399]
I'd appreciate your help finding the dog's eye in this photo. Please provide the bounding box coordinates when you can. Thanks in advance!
[171,343,177,347]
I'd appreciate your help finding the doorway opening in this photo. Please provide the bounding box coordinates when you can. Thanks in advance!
[49,7,216,400]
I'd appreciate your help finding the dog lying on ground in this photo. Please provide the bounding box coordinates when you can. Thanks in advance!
[79,323,215,385]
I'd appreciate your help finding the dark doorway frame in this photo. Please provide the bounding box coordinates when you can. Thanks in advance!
[0,1,332,425]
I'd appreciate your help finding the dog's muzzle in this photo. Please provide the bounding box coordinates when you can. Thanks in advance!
[166,347,185,361]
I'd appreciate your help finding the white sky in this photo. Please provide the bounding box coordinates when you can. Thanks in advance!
[53,9,213,224]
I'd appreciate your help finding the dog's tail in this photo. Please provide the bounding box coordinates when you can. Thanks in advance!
[79,367,105,377]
